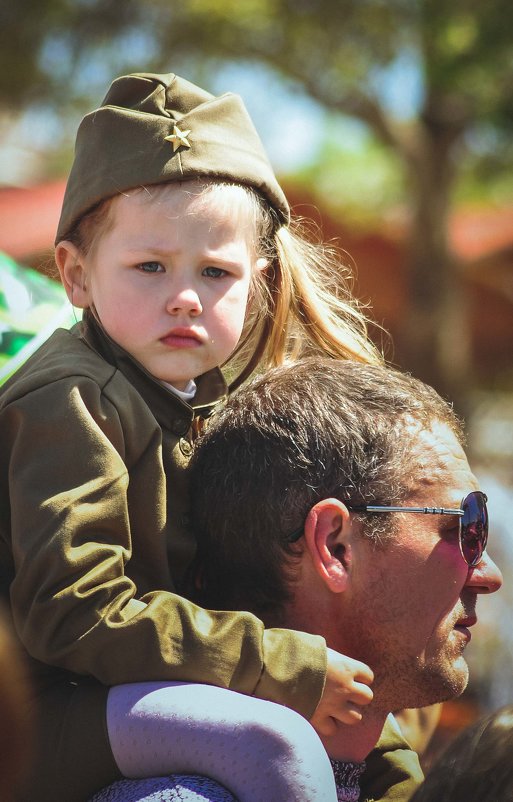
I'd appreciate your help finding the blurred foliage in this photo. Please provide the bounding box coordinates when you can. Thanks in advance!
[1,0,512,166]
[0,252,74,385]
[2,0,512,203]
[291,120,406,225]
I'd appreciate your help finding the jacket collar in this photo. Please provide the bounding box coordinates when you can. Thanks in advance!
[78,311,227,429]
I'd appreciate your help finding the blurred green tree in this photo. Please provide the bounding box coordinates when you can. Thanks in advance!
[1,0,512,407]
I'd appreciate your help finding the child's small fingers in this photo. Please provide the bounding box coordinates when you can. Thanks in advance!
[329,701,366,726]
[352,662,374,684]
[338,706,363,725]
[351,682,374,704]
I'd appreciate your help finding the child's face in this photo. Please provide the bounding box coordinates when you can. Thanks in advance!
[76,184,258,389]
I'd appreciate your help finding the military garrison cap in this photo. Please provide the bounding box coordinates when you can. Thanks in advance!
[56,71,289,242]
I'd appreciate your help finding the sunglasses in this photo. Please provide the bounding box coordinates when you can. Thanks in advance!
[288,490,488,567]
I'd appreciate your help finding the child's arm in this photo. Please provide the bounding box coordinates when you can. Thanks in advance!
[2,371,327,719]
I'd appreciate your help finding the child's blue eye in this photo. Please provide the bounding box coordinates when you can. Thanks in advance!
[138,262,163,273]
[203,266,226,278]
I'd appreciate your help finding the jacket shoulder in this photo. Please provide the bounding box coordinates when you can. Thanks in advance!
[0,327,117,406]
[360,714,424,802]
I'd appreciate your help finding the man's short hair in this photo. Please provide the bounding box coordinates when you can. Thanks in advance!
[189,358,463,622]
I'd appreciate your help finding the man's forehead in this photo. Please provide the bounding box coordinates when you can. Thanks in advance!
[404,419,476,500]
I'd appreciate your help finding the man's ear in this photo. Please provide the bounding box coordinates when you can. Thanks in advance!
[303,498,352,593]
[54,241,90,308]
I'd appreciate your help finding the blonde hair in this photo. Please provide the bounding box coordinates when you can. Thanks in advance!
[223,185,383,390]
[65,180,383,389]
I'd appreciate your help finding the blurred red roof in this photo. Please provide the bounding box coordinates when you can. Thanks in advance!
[450,205,513,261]
[2,179,512,266]
[0,180,66,261]
[2,178,512,267]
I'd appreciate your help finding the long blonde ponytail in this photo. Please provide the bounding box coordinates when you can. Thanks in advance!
[227,211,383,391]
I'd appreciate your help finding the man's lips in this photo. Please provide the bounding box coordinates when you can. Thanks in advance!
[160,328,203,348]
[454,616,477,640]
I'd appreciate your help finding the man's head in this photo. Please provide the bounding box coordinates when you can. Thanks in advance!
[190,358,502,712]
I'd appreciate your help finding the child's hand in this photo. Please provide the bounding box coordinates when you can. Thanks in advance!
[310,648,374,737]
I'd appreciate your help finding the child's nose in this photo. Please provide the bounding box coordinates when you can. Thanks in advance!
[166,285,202,316]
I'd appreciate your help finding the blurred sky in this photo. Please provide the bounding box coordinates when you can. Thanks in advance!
[0,56,422,185]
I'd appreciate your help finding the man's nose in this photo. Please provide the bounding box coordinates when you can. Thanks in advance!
[465,549,503,594]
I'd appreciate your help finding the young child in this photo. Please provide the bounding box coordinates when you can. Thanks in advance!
[0,72,381,802]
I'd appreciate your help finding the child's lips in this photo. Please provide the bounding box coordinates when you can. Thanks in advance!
[160,327,203,348]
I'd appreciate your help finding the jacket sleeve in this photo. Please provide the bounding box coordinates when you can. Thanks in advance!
[3,375,326,719]
[360,715,424,802]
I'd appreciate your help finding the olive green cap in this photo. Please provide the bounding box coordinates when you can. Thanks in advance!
[56,71,289,242]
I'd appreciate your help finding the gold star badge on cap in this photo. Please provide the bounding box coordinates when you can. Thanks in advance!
[165,124,191,152]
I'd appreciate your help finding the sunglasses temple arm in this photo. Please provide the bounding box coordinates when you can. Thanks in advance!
[356,506,464,516]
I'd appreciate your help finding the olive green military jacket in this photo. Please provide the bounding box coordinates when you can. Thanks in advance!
[0,313,327,799]
[0,312,327,709]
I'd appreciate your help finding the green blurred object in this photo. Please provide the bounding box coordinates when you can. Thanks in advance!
[0,252,77,385]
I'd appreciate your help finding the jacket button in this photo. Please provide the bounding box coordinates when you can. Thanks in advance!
[179,438,193,456]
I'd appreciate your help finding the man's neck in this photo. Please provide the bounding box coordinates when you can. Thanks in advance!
[322,708,388,763]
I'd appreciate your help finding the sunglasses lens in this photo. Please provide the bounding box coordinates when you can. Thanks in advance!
[461,492,488,566]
